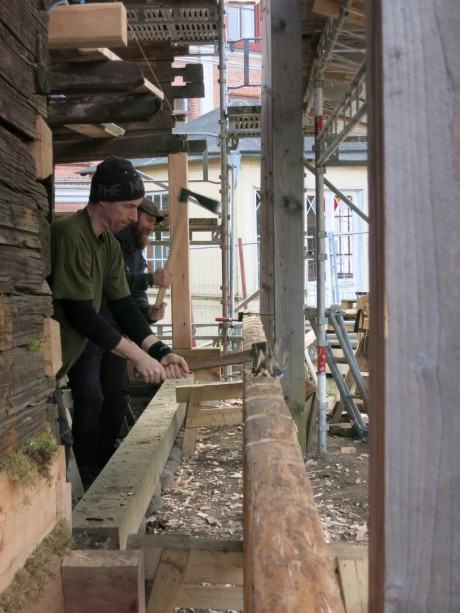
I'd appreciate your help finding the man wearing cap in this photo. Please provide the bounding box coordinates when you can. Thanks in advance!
[49,156,189,487]
[115,196,170,324]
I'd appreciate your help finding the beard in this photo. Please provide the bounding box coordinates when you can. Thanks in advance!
[132,225,151,249]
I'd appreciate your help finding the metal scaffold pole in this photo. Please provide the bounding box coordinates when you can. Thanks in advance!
[314,78,328,455]
[219,0,230,355]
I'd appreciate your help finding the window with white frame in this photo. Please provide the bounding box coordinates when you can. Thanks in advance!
[334,196,353,279]
[227,5,257,40]
[146,192,169,270]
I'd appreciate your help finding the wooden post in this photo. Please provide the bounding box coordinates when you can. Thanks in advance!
[168,153,192,349]
[367,1,460,610]
[260,0,307,450]
[242,315,344,612]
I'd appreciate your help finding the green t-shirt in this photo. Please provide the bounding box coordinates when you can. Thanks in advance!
[49,208,130,377]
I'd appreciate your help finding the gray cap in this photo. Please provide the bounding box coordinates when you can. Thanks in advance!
[138,197,165,222]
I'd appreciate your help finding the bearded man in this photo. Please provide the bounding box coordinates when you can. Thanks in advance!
[114,197,171,323]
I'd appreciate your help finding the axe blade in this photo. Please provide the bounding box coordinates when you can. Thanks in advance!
[179,188,221,215]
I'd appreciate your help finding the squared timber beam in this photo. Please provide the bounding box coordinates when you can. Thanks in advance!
[72,378,188,549]
[62,550,145,613]
[48,3,128,50]
[26,115,53,179]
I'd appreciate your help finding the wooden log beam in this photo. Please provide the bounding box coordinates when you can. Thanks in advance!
[51,110,179,141]
[61,550,145,613]
[162,82,205,102]
[48,3,128,50]
[49,61,145,94]
[53,134,207,164]
[138,62,204,84]
[111,41,189,63]
[242,314,345,612]
[48,92,162,127]
[72,379,188,549]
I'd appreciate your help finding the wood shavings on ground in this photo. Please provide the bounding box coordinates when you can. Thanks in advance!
[142,397,368,613]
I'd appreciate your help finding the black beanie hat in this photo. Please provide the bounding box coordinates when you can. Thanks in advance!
[89,157,145,203]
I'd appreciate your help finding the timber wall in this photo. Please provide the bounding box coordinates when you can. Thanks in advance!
[0,1,55,460]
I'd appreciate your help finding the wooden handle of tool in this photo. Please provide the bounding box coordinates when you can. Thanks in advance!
[186,349,254,370]
[154,286,168,307]
[153,204,189,307]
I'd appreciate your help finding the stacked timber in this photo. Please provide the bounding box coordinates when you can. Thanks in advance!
[0,2,73,609]
[0,1,57,460]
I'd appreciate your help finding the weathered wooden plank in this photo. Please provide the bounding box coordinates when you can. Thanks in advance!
[0,125,48,195]
[0,21,47,137]
[0,294,52,352]
[0,399,51,462]
[49,61,145,94]
[242,315,344,612]
[175,584,243,611]
[0,192,42,252]
[148,549,189,613]
[0,346,54,418]
[337,557,368,613]
[0,245,45,295]
[48,92,162,126]
[72,379,187,549]
[0,447,67,594]
[62,550,145,613]
[367,1,460,611]
[0,0,48,57]
[53,134,207,164]
[48,3,128,50]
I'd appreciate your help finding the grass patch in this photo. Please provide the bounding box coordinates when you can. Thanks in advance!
[27,334,45,353]
[0,520,72,613]
[0,427,59,495]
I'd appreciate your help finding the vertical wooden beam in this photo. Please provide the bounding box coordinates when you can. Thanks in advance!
[261,0,306,448]
[168,153,192,349]
[367,1,460,610]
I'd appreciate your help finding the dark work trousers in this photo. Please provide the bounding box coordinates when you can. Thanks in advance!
[67,340,129,486]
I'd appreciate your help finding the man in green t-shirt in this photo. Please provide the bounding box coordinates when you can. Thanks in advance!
[49,157,189,487]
